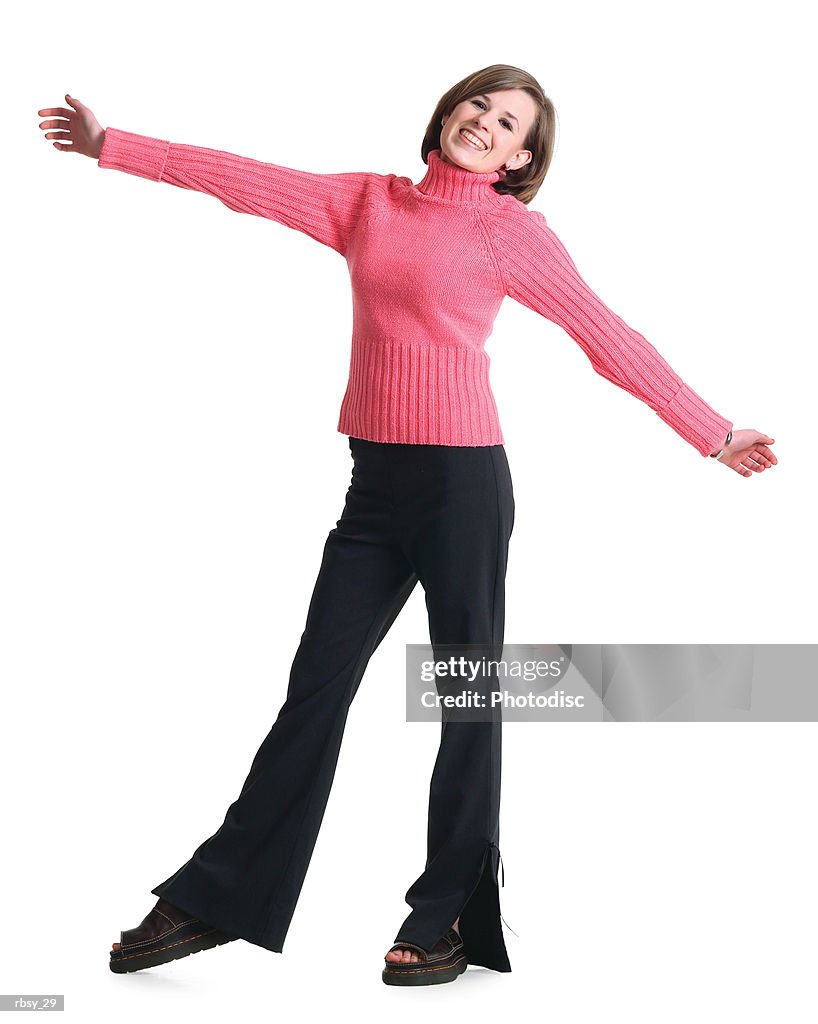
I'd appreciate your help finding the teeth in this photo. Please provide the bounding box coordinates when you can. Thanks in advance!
[460,129,487,150]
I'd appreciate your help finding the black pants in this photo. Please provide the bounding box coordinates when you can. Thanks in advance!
[151,436,516,972]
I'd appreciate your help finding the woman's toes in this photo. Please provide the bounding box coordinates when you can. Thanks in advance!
[112,942,120,951]
[385,944,422,962]
[386,946,413,962]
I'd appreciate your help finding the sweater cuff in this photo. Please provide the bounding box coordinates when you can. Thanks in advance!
[98,127,170,182]
[657,383,733,457]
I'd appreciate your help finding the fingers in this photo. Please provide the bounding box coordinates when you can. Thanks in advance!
[37,94,81,128]
[755,443,778,465]
[733,451,774,477]
[726,436,779,478]
[38,114,73,150]
[37,118,72,150]
[746,445,777,471]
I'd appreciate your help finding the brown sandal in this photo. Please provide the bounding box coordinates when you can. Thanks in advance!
[109,898,238,974]
[382,928,467,986]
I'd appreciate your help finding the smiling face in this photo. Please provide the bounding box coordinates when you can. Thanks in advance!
[439,88,539,175]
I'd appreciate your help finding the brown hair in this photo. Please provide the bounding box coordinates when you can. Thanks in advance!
[420,64,557,206]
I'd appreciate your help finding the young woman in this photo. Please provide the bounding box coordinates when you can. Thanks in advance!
[37,63,776,987]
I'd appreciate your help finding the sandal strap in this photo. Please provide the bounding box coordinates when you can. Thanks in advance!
[119,905,199,948]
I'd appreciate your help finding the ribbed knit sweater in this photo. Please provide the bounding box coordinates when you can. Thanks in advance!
[98,128,732,455]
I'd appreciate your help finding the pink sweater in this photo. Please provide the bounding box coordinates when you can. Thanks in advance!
[98,129,732,455]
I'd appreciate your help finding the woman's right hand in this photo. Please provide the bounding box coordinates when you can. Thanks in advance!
[37,94,105,159]
[715,429,777,477]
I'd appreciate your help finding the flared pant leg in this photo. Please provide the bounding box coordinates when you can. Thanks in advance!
[388,442,515,973]
[150,447,418,952]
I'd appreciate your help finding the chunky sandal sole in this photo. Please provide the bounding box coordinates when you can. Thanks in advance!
[382,954,468,986]
[109,928,237,974]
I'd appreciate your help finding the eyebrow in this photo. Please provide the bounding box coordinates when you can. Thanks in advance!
[476,94,519,127]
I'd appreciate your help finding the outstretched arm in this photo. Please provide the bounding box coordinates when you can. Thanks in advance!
[97,127,380,256]
[38,95,381,257]
[496,206,736,459]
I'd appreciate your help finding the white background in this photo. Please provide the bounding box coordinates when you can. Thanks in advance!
[3,0,815,1020]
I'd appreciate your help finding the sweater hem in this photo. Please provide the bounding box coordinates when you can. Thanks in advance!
[337,426,505,448]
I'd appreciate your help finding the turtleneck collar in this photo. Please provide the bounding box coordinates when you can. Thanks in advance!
[414,148,505,206]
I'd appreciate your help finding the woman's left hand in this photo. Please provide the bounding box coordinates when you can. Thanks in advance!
[716,429,777,477]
